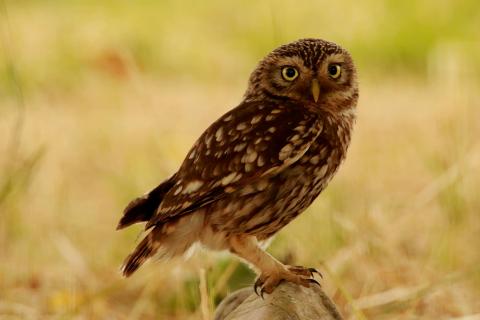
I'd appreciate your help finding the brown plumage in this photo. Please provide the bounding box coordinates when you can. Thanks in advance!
[117,38,359,294]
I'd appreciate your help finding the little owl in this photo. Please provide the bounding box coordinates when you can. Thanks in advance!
[117,38,358,295]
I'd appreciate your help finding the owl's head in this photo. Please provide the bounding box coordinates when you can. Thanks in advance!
[245,38,358,114]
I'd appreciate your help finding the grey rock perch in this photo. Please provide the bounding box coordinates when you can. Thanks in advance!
[214,282,343,320]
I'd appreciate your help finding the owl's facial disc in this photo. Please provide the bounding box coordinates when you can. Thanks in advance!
[245,39,358,112]
[265,53,355,109]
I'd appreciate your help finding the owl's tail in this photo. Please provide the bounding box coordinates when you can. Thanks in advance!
[122,227,162,277]
[117,176,176,230]
[121,214,204,277]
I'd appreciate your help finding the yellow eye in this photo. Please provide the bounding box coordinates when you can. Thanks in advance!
[281,67,299,81]
[327,64,341,79]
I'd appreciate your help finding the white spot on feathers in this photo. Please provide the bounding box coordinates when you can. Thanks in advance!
[205,135,213,146]
[257,155,265,167]
[215,127,224,141]
[236,123,247,131]
[245,150,258,163]
[182,180,204,194]
[251,115,262,124]
[290,134,301,142]
[310,155,320,165]
[261,165,280,176]
[315,165,328,178]
[234,143,247,152]
[174,186,183,195]
[294,125,306,133]
[221,172,242,185]
[279,144,294,161]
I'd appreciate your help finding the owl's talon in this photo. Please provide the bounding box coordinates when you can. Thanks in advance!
[254,275,272,298]
[252,265,323,296]
[253,278,262,296]
[308,267,323,278]
[307,278,321,287]
[252,274,280,297]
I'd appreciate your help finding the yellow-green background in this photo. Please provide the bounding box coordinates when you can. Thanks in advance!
[1,1,479,319]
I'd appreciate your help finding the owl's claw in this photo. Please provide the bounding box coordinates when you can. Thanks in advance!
[253,278,262,297]
[308,267,323,278]
[307,278,321,286]
[254,275,277,298]
[253,265,321,296]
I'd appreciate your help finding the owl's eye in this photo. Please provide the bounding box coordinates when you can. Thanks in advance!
[328,64,341,79]
[281,67,299,81]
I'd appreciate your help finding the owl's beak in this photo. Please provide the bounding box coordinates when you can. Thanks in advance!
[311,79,320,102]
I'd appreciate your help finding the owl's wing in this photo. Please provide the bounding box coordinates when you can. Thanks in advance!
[146,101,323,228]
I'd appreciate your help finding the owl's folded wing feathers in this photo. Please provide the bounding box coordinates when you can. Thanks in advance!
[145,101,323,228]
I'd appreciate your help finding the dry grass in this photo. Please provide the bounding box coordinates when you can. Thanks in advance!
[1,74,479,319]
[1,1,480,319]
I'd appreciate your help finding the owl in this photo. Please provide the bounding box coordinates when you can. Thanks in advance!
[117,38,358,295]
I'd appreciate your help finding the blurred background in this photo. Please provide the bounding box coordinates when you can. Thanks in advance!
[1,0,479,319]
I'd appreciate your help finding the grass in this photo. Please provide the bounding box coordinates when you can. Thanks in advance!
[1,0,480,319]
